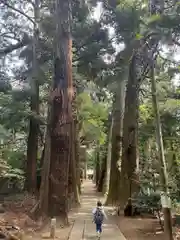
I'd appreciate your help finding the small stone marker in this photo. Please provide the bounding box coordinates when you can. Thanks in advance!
[50,218,56,239]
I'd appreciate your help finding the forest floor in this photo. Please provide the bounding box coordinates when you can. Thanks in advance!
[0,181,126,239]
[118,214,180,240]
[0,181,180,239]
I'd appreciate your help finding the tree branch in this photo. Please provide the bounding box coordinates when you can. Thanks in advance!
[1,0,35,25]
[172,38,180,47]
[0,36,31,56]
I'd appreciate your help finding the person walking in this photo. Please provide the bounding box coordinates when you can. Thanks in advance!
[92,201,107,239]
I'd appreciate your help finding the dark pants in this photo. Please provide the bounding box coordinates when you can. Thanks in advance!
[96,223,102,233]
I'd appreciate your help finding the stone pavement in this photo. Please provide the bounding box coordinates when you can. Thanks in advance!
[69,180,126,240]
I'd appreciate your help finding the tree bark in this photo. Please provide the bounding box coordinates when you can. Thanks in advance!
[75,120,81,193]
[120,56,140,207]
[79,146,86,180]
[103,115,113,195]
[95,151,100,187]
[68,118,80,209]
[72,119,80,204]
[26,0,40,194]
[106,80,125,205]
[97,156,107,192]
[38,105,51,216]
[48,0,73,222]
[84,160,87,180]
[151,63,173,240]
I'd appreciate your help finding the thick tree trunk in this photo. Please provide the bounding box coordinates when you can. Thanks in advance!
[26,117,39,193]
[39,146,45,170]
[72,120,80,204]
[79,146,86,180]
[106,80,125,205]
[31,103,51,219]
[104,115,113,195]
[38,106,51,216]
[120,56,140,207]
[68,119,80,209]
[48,0,73,222]
[26,0,40,194]
[97,156,107,192]
[151,63,173,240]
[84,160,87,180]
[68,150,73,210]
[95,151,100,187]
[75,121,81,193]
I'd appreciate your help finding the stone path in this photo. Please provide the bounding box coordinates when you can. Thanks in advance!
[69,180,126,240]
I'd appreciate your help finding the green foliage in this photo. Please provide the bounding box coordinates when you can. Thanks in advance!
[2,149,25,169]
[139,66,180,202]
[0,124,10,140]
[132,192,161,212]
[77,92,108,146]
[1,0,180,209]
[0,92,29,131]
[0,158,24,182]
[87,149,96,168]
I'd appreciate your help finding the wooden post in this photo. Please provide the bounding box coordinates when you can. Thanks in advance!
[50,218,56,239]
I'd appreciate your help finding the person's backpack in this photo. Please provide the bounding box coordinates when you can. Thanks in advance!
[94,207,104,224]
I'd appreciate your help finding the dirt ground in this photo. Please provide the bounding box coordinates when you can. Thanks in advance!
[0,193,74,239]
[117,215,180,240]
[1,188,180,240]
